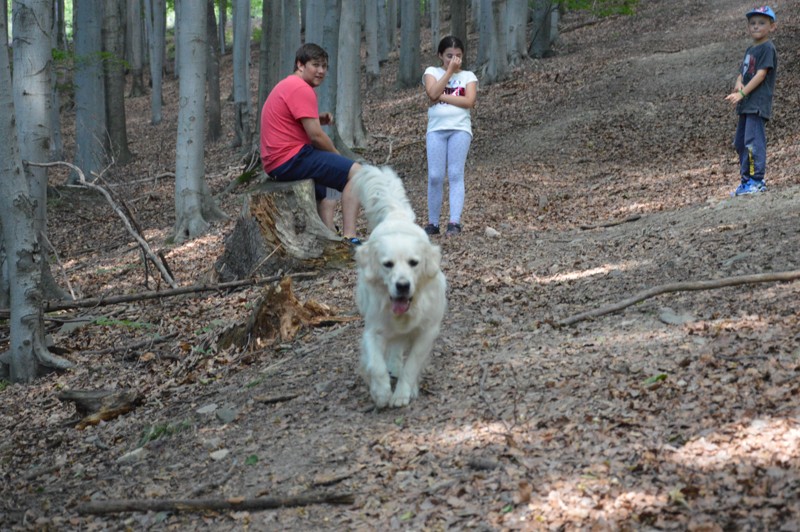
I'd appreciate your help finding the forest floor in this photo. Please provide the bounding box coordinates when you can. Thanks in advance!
[2,0,800,529]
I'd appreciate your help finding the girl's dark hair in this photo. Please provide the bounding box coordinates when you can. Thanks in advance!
[437,35,465,55]
[295,43,328,70]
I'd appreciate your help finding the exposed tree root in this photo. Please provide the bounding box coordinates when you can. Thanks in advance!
[557,270,800,327]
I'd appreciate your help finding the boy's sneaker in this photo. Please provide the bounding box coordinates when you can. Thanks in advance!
[732,179,767,196]
[424,223,440,235]
[445,223,462,236]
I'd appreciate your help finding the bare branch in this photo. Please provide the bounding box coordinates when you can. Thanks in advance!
[557,270,800,327]
[26,160,178,288]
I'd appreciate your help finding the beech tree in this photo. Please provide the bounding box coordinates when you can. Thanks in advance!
[450,0,468,63]
[12,0,52,247]
[206,0,222,142]
[232,0,252,149]
[172,0,226,243]
[127,0,146,97]
[72,0,108,183]
[398,0,420,88]
[364,0,380,88]
[336,0,367,148]
[103,0,132,164]
[0,8,72,382]
[144,0,166,125]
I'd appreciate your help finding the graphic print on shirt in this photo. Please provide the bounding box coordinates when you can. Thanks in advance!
[742,53,756,78]
[438,82,465,104]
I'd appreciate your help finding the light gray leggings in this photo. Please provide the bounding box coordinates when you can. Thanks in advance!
[426,129,472,225]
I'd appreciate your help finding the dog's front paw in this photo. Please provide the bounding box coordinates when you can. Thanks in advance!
[370,375,392,408]
[389,380,413,407]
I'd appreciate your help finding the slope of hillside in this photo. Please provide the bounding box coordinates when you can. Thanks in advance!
[2,0,799,529]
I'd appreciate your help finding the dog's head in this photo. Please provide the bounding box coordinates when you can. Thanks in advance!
[356,226,442,316]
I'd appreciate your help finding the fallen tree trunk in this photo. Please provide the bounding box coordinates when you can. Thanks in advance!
[215,178,353,281]
[76,492,355,515]
[557,270,800,327]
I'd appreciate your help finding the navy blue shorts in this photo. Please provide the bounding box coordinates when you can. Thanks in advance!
[270,145,353,201]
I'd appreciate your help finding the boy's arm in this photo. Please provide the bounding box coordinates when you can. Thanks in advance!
[300,117,339,154]
[725,69,769,104]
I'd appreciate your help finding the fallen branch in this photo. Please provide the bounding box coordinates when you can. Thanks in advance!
[580,214,641,230]
[557,270,800,327]
[76,492,355,515]
[26,160,178,289]
[0,272,317,318]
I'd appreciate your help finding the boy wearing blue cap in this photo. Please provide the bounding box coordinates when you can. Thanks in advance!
[725,6,777,196]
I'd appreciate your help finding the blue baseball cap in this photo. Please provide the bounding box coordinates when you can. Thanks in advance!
[746,6,776,21]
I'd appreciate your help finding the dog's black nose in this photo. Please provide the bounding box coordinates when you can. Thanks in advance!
[395,281,410,295]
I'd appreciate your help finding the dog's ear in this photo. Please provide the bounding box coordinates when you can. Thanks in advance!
[423,243,442,278]
[355,242,379,281]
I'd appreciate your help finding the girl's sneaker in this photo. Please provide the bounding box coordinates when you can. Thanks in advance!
[424,224,440,235]
[445,223,462,236]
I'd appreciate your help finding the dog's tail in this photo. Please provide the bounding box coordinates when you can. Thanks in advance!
[352,164,415,231]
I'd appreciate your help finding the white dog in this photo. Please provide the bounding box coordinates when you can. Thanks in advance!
[352,165,447,408]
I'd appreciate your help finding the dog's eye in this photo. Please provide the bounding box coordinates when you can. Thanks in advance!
[408,259,419,267]
[382,261,394,269]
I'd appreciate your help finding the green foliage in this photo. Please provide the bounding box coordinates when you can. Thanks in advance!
[245,454,259,465]
[561,0,639,16]
[0,380,9,393]
[137,420,192,448]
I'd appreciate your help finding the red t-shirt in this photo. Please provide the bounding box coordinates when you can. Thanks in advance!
[260,75,319,173]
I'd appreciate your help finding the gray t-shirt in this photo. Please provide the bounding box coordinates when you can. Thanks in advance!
[737,40,778,119]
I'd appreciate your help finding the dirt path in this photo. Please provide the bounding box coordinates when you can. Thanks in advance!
[2,0,799,529]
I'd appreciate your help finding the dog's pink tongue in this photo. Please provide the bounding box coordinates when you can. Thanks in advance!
[392,298,411,315]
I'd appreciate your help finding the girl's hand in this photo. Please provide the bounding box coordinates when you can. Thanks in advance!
[447,55,462,73]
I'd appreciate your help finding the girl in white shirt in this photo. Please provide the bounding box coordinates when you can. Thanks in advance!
[423,36,478,236]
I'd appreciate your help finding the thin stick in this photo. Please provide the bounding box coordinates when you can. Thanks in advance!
[39,231,77,300]
[557,270,800,327]
[580,214,641,230]
[76,493,355,515]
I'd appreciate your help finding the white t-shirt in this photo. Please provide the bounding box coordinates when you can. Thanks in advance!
[423,67,478,135]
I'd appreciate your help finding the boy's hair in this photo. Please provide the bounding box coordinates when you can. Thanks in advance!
[437,35,465,55]
[294,43,328,70]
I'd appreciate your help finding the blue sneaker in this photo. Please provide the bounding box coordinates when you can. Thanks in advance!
[732,179,767,197]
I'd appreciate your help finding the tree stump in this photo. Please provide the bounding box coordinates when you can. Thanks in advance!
[214,178,352,281]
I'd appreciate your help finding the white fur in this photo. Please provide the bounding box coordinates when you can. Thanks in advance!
[353,165,447,408]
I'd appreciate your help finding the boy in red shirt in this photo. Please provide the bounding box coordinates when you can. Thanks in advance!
[260,43,362,244]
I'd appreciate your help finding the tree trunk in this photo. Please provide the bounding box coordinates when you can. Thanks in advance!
[281,0,301,78]
[429,0,440,55]
[450,0,468,66]
[529,0,554,59]
[127,0,146,97]
[218,0,227,55]
[398,0,421,89]
[144,0,166,124]
[0,8,72,382]
[214,179,351,283]
[49,0,65,160]
[232,0,252,150]
[336,0,367,148]
[206,0,221,142]
[506,0,528,65]
[364,0,380,88]
[377,0,390,63]
[173,0,226,243]
[103,0,132,165]
[12,0,53,246]
[72,0,107,183]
